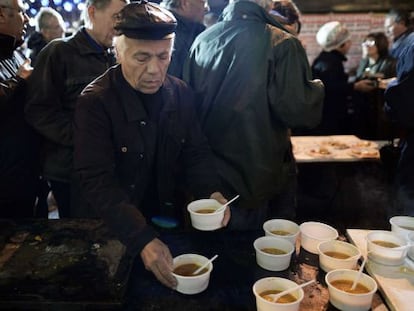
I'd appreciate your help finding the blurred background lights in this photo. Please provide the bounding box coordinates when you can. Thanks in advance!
[63,2,73,12]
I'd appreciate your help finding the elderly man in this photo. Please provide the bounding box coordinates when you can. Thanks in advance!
[26,7,66,66]
[0,0,40,217]
[25,0,127,218]
[160,0,208,78]
[184,0,324,228]
[73,1,229,288]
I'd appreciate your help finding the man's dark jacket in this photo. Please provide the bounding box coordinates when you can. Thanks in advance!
[0,34,39,216]
[25,27,115,182]
[74,65,220,256]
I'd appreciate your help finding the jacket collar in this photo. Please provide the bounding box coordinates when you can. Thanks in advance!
[69,27,109,56]
[0,33,17,59]
[221,0,286,31]
[113,65,176,123]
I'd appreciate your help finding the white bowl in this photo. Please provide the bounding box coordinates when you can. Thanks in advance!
[172,254,213,294]
[366,230,408,266]
[389,216,414,240]
[299,222,338,254]
[263,219,300,245]
[254,236,294,271]
[325,269,377,311]
[252,277,304,311]
[317,240,361,273]
[407,231,414,261]
[187,199,225,231]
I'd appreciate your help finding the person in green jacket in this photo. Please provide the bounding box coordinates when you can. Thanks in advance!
[183,0,324,229]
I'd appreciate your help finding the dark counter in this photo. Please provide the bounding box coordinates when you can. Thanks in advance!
[0,220,388,311]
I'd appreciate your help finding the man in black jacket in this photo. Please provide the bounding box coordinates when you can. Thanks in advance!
[25,0,127,217]
[74,1,229,289]
[0,0,40,217]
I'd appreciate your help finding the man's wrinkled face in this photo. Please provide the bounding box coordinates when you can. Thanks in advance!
[0,0,29,45]
[89,0,126,48]
[116,35,173,94]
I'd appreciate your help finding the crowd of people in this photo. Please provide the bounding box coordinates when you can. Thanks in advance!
[1,0,413,288]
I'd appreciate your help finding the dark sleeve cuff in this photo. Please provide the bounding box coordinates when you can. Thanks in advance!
[123,224,160,258]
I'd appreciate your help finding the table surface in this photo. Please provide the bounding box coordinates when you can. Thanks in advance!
[0,220,389,311]
[291,135,385,163]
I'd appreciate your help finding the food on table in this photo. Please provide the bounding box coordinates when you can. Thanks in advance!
[350,148,378,158]
[173,263,208,276]
[260,290,297,303]
[270,229,292,236]
[330,280,370,294]
[372,240,400,248]
[261,247,287,255]
[353,140,372,147]
[196,208,217,214]
[309,147,331,156]
[324,251,351,259]
[322,140,350,150]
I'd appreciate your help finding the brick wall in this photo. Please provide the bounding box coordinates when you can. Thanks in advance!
[299,13,388,75]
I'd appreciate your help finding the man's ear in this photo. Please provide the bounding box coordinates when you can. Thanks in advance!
[0,7,8,22]
[87,5,95,24]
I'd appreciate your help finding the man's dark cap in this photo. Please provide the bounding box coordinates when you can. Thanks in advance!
[114,0,177,40]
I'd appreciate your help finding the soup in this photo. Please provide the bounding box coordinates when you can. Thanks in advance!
[330,279,370,294]
[173,263,208,276]
[270,230,292,236]
[261,248,287,255]
[372,240,400,248]
[260,290,297,303]
[196,208,216,214]
[324,251,351,259]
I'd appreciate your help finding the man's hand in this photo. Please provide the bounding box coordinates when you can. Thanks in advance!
[353,79,376,92]
[210,191,231,227]
[140,238,177,289]
[17,59,33,80]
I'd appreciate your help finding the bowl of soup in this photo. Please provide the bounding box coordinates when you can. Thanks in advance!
[263,219,300,245]
[299,222,338,254]
[366,230,408,266]
[187,199,225,231]
[317,240,361,273]
[254,236,294,271]
[172,253,213,294]
[325,269,377,311]
[389,216,414,240]
[252,277,304,311]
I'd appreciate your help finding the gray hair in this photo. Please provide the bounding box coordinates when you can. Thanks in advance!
[160,0,183,10]
[34,7,65,32]
[82,0,127,26]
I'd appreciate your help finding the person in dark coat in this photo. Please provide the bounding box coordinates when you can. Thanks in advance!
[25,0,127,218]
[0,0,40,217]
[73,1,229,289]
[26,7,65,67]
[160,0,207,79]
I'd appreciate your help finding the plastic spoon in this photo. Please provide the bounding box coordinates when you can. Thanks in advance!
[192,254,218,275]
[351,255,368,290]
[270,279,316,302]
[215,195,240,213]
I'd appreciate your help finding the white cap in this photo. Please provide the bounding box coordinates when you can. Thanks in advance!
[316,21,350,52]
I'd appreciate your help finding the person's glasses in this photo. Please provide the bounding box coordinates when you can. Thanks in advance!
[362,39,375,47]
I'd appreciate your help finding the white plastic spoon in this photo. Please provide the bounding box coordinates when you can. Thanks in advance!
[192,254,218,275]
[215,195,240,213]
[351,255,368,290]
[270,279,316,302]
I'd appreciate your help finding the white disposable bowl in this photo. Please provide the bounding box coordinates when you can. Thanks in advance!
[317,240,361,273]
[407,231,414,261]
[389,216,414,240]
[252,277,304,311]
[187,199,224,231]
[366,230,408,266]
[263,219,300,245]
[172,254,213,294]
[299,222,338,254]
[254,236,294,271]
[325,269,377,311]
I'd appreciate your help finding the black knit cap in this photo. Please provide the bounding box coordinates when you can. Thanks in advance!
[114,0,177,40]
